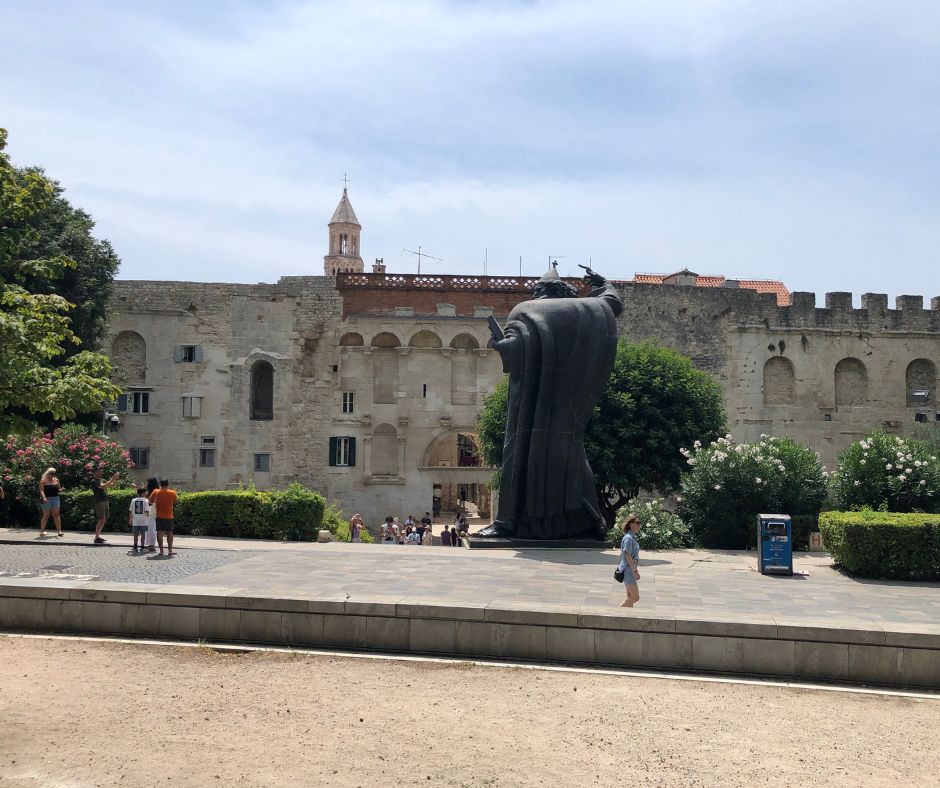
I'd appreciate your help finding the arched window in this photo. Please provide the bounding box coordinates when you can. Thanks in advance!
[372,423,399,476]
[339,332,364,347]
[450,333,480,350]
[371,332,400,348]
[834,358,868,407]
[111,330,147,386]
[906,359,936,405]
[409,330,443,348]
[762,357,795,406]
[250,360,274,420]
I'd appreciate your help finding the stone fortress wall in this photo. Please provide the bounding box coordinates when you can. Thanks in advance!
[105,269,939,526]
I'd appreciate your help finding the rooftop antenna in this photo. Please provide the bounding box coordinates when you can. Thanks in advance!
[401,246,443,275]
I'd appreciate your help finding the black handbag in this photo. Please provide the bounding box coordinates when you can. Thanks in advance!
[614,565,626,583]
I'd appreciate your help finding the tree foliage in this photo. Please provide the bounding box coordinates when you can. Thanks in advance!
[0,128,122,433]
[477,339,727,526]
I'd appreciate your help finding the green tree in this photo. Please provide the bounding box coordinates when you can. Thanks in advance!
[477,339,727,526]
[0,129,122,434]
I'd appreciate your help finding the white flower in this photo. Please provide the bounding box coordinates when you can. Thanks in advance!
[854,480,860,486]
[920,480,927,486]
[906,468,913,474]
[725,434,732,440]
[735,445,744,454]
[687,458,695,465]
[676,496,683,502]
[713,484,721,491]
[755,477,762,484]
[915,460,922,468]
[822,471,830,478]
[778,465,785,472]
[693,440,701,448]
[899,475,906,481]
[860,459,866,465]
[886,464,893,470]
[760,434,768,439]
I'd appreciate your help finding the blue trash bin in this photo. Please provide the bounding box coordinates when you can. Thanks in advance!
[757,514,793,576]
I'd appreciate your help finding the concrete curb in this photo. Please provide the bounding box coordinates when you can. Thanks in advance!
[1,578,937,689]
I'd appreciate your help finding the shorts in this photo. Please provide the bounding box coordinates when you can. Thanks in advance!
[95,500,110,519]
[156,517,175,532]
[41,496,60,512]
[132,525,148,537]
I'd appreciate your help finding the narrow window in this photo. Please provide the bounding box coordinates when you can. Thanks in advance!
[422,383,427,398]
[254,453,270,472]
[199,448,216,467]
[342,392,355,414]
[339,234,348,254]
[182,396,202,418]
[250,360,274,420]
[131,391,150,414]
[129,447,150,469]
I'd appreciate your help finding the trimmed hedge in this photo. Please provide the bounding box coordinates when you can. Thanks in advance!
[58,483,326,541]
[819,511,940,580]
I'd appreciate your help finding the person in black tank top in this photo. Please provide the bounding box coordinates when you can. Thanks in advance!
[38,467,64,537]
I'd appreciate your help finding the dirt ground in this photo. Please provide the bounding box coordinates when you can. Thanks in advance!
[0,637,938,788]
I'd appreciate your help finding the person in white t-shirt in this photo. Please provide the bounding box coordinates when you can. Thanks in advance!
[143,477,159,552]
[128,488,151,554]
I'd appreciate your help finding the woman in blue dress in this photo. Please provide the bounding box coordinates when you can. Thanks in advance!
[618,514,642,607]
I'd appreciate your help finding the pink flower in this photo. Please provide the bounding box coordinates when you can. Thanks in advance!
[3,475,11,481]
[84,462,94,470]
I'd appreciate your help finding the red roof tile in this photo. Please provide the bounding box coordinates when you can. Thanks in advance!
[631,273,790,306]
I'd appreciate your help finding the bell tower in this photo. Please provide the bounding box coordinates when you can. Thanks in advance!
[324,186,364,276]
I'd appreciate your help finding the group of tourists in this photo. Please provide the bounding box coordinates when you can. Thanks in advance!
[33,468,178,555]
[355,511,469,546]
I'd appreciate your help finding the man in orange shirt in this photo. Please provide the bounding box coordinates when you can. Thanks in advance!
[149,478,179,557]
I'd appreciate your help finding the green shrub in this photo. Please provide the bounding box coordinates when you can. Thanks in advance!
[59,485,326,541]
[678,434,829,549]
[830,433,940,513]
[819,511,940,580]
[606,498,691,550]
[324,503,375,543]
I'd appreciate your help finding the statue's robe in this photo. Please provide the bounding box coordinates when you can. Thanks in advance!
[492,282,623,539]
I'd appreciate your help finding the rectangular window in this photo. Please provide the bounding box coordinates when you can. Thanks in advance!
[129,447,150,469]
[116,393,128,412]
[174,344,203,363]
[342,392,355,414]
[201,436,215,445]
[422,383,427,398]
[182,396,202,418]
[254,453,270,472]
[131,391,149,414]
[328,436,356,467]
[199,448,216,467]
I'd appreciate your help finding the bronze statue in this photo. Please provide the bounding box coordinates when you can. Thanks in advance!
[475,265,623,540]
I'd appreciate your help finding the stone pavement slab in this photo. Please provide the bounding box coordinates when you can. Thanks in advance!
[1,534,938,630]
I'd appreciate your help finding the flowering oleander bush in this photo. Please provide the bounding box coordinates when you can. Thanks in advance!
[606,497,691,550]
[830,433,940,513]
[0,423,133,522]
[677,434,829,549]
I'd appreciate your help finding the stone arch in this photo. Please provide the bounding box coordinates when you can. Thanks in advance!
[762,356,795,406]
[450,333,480,350]
[250,360,274,420]
[906,358,936,405]
[372,423,399,476]
[423,430,483,468]
[339,332,364,347]
[371,332,400,349]
[408,330,443,349]
[111,330,147,385]
[834,357,868,407]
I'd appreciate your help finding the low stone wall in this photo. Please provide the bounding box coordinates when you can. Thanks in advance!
[1,580,937,689]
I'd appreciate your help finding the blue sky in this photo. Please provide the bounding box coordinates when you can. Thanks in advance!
[2,0,939,302]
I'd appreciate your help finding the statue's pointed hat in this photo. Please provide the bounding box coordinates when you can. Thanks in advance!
[539,263,560,283]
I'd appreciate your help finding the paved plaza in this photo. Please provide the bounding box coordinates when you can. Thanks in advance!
[2,528,938,631]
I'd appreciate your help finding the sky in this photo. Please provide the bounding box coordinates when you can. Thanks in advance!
[2,0,939,302]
